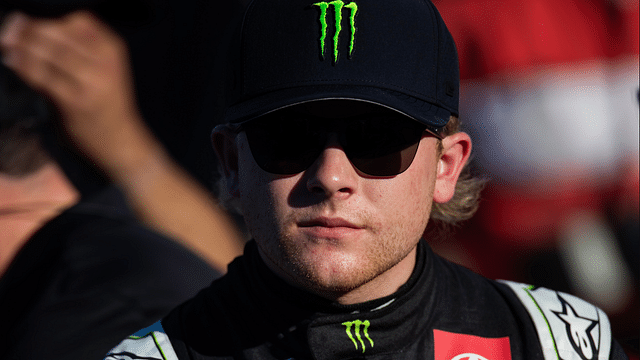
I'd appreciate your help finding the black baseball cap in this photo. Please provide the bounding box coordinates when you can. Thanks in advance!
[223,0,459,133]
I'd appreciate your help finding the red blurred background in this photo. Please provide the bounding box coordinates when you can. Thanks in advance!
[430,0,639,356]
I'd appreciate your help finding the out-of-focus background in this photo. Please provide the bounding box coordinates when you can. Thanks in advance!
[3,0,637,356]
[431,0,638,356]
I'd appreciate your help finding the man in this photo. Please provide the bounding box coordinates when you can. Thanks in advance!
[103,0,628,358]
[0,9,244,359]
[0,64,220,359]
[0,8,245,269]
[2,0,628,359]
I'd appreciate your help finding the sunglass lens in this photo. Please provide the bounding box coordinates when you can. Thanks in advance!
[350,142,421,176]
[346,118,425,176]
[243,116,325,175]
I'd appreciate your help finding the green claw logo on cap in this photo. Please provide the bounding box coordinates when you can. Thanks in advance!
[313,1,358,63]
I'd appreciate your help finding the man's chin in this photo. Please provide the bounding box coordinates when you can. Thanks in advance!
[290,258,377,296]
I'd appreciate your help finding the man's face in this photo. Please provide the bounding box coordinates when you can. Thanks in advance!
[231,101,441,302]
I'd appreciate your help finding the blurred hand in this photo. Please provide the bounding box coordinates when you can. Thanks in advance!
[0,11,147,171]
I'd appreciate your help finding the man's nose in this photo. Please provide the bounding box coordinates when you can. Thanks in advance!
[305,134,359,199]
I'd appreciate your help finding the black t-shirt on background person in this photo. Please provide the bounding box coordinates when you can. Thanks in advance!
[0,186,220,360]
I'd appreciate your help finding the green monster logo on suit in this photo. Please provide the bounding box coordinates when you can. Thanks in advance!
[342,319,374,353]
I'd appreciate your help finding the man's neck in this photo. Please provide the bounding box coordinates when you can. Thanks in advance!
[0,163,80,277]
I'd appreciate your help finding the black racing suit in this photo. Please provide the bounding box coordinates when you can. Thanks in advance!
[106,239,628,360]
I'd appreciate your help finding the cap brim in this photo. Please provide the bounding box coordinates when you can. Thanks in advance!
[224,84,452,130]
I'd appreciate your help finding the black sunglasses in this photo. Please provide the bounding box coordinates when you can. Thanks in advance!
[225,107,442,177]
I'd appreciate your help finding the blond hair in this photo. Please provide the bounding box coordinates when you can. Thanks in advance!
[430,116,486,226]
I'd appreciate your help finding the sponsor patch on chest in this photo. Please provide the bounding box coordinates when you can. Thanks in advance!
[434,329,512,360]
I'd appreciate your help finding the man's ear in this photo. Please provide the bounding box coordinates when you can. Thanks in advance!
[211,126,240,197]
[433,132,472,203]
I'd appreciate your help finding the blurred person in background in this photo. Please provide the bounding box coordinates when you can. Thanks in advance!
[0,5,245,360]
[0,63,219,359]
[0,0,246,269]
[433,0,639,356]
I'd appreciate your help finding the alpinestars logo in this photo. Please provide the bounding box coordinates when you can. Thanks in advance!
[313,1,358,63]
[552,295,599,360]
[342,319,374,353]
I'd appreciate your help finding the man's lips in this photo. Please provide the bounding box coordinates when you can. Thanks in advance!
[298,217,362,229]
[298,217,364,238]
